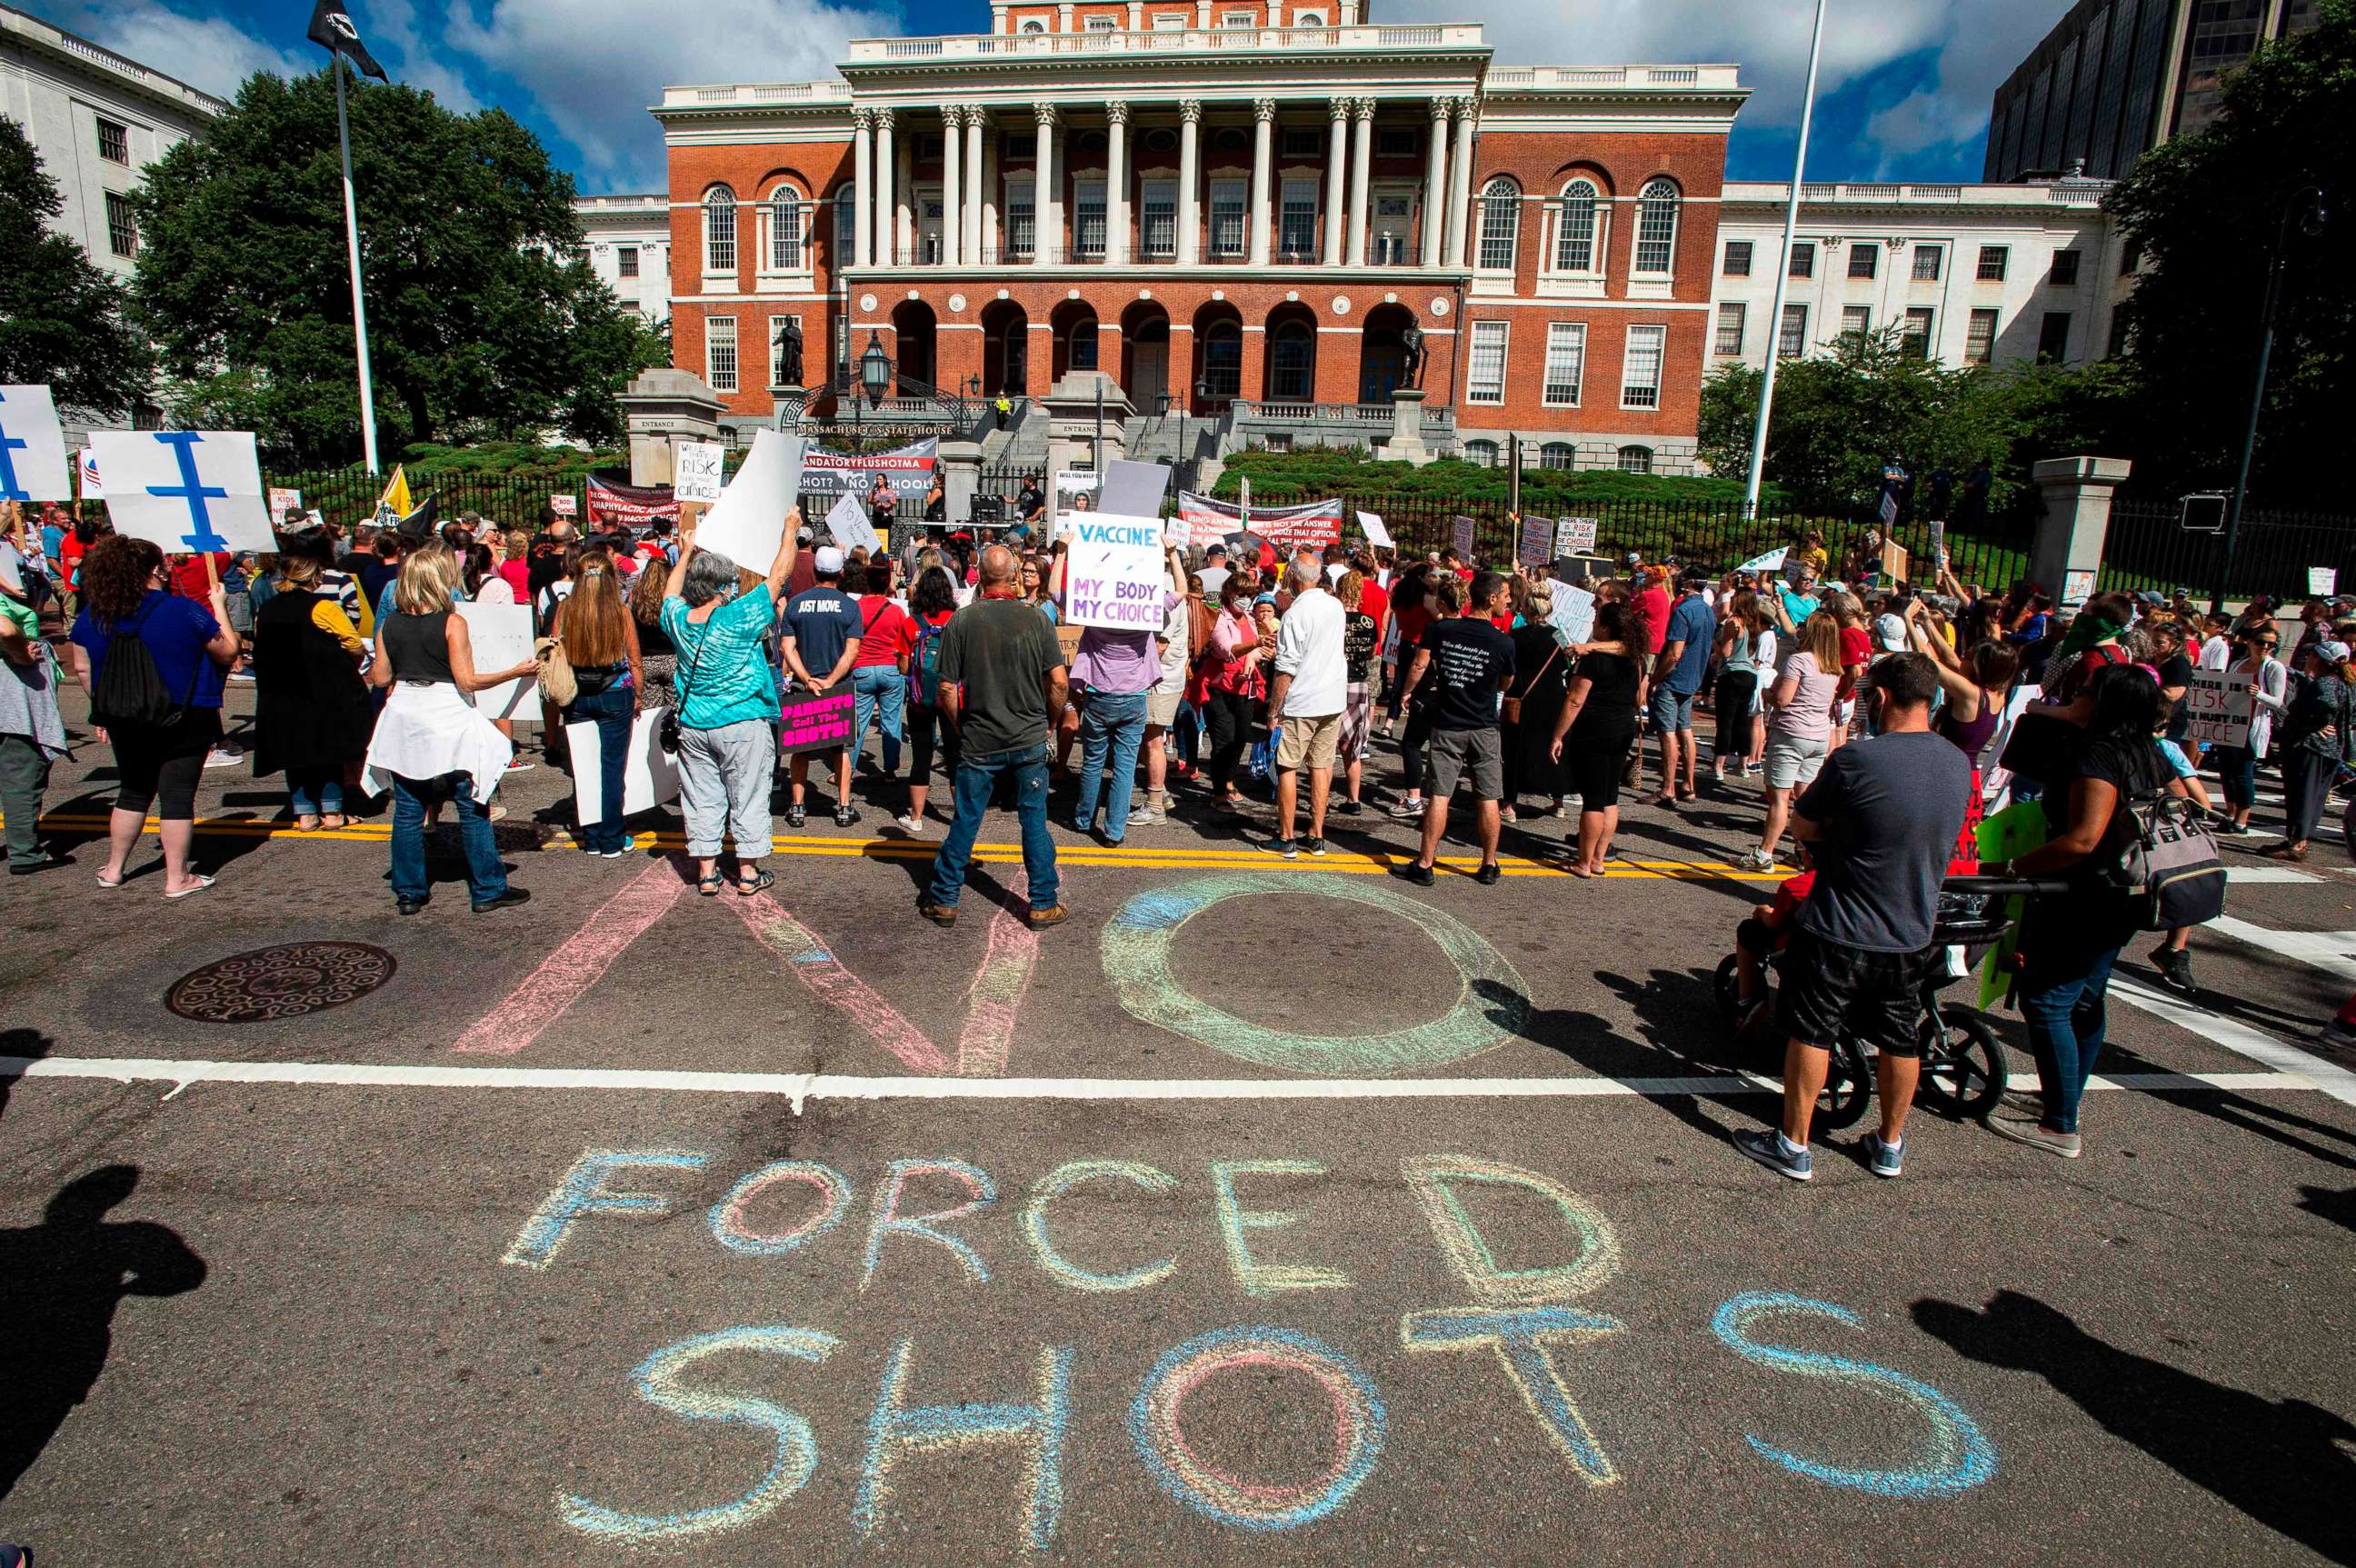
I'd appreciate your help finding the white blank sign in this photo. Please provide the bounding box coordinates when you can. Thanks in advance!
[567,707,680,824]
[456,600,535,720]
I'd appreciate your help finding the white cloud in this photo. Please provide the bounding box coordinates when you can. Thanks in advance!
[446,0,898,186]
[53,0,313,99]
[365,0,484,112]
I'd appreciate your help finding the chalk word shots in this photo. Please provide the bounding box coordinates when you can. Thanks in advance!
[507,1149,1996,1546]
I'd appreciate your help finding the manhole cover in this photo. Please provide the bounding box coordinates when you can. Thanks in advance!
[165,943,398,1024]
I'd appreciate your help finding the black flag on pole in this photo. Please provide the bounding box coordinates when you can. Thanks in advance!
[307,1,389,81]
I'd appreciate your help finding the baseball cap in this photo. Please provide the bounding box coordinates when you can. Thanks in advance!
[1206,544,1229,559]
[1872,613,1908,653]
[2321,640,2351,663]
[796,526,814,544]
[1624,551,1642,565]
[814,545,844,574]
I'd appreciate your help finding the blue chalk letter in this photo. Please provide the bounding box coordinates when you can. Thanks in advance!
[856,1337,1073,1550]
[1711,1292,1998,1498]
[1402,1305,1626,1484]
[561,1324,839,1542]
[502,1147,707,1269]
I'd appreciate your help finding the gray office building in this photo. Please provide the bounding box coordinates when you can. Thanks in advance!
[1985,0,2321,183]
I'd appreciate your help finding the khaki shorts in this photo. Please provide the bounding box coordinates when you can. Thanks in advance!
[1274,710,1343,773]
[1146,687,1183,728]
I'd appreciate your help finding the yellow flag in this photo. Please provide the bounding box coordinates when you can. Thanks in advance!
[374,465,412,524]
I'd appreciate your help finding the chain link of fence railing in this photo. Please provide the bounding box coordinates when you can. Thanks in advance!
[2099,499,2356,603]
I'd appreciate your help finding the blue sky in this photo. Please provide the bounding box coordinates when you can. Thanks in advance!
[24,0,2066,192]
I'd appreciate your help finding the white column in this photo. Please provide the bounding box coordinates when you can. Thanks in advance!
[1248,98,1276,267]
[1106,101,1131,265]
[1323,96,1348,265]
[1126,1,1143,25]
[872,108,895,266]
[942,108,963,268]
[1444,95,1476,267]
[1033,102,1059,267]
[851,109,874,269]
[1422,97,1450,268]
[963,108,985,263]
[1194,0,1211,24]
[1177,100,1202,266]
[1346,96,1374,267]
[895,131,913,261]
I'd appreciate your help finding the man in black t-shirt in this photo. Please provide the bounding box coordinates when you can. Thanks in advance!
[1391,570,1516,888]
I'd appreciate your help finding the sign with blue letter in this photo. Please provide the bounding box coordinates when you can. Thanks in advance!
[90,429,275,554]
[0,385,75,503]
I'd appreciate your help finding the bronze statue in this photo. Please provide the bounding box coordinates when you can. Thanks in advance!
[774,317,804,386]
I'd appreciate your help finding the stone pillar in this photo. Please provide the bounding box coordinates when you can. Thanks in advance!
[938,438,984,525]
[1376,386,1430,464]
[852,108,874,269]
[1421,97,1450,268]
[1248,98,1276,267]
[619,369,726,487]
[1127,0,1143,26]
[1106,101,1131,266]
[896,127,914,262]
[1346,97,1375,268]
[1033,102,1059,267]
[941,108,963,268]
[963,107,986,264]
[1177,100,1203,267]
[1323,97,1349,265]
[872,108,895,267]
[1444,96,1476,267]
[2028,456,2133,608]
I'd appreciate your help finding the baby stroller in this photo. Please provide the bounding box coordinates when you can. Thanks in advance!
[1714,884,2016,1131]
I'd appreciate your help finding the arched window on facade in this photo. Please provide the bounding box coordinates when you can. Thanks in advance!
[1633,178,1680,275]
[1202,320,1243,398]
[1463,438,1501,468]
[704,186,737,273]
[1477,178,1519,272]
[1616,444,1653,474]
[833,184,857,263]
[1268,319,1313,400]
[1552,178,1599,274]
[1020,18,1046,32]
[1540,442,1574,470]
[768,186,804,271]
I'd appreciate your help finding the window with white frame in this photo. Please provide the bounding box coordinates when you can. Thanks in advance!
[1965,307,1999,364]
[1539,442,1573,470]
[1788,242,1815,278]
[1007,179,1036,257]
[1084,14,1117,27]
[1841,305,1872,337]
[1466,320,1508,404]
[768,314,802,386]
[1372,194,1412,265]
[1542,323,1585,407]
[1722,239,1753,275]
[1020,18,1046,31]
[703,187,736,272]
[1075,180,1107,258]
[1714,302,1745,356]
[1221,9,1255,25]
[105,192,138,258]
[1620,324,1664,408]
[1976,245,2009,281]
[1142,181,1176,258]
[96,116,128,165]
[1902,306,1935,357]
[1632,178,1679,275]
[1463,438,1500,467]
[706,315,739,392]
[834,184,856,261]
[1847,242,1878,280]
[1209,179,1247,257]
[1616,444,1652,474]
[768,186,805,270]
[1778,303,1808,357]
[616,246,640,278]
[1912,245,1942,281]
[1152,12,1187,27]
[1552,179,1599,273]
[1268,320,1313,399]
[1477,178,1520,271]
[1279,182,1319,258]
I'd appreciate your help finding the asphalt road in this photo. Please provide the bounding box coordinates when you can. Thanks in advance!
[3,686,2353,1564]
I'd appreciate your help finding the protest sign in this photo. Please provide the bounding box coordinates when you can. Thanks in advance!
[1516,514,1554,570]
[0,385,74,503]
[1452,515,1476,557]
[1099,459,1170,520]
[2183,666,2253,749]
[1554,516,1599,557]
[797,438,938,500]
[568,709,679,824]
[1549,581,1596,644]
[1355,510,1392,549]
[586,476,680,531]
[674,442,725,505]
[824,491,882,554]
[1049,469,1100,539]
[2062,567,2097,604]
[457,600,535,720]
[1056,624,1084,666]
[1178,492,1342,554]
[267,486,303,520]
[91,430,275,554]
[1880,537,1911,584]
[1062,512,1172,632]
[2310,567,2338,597]
[77,447,103,500]
[549,493,578,517]
[697,430,804,569]
[1929,519,1946,572]
[1738,545,1789,575]
[778,689,855,756]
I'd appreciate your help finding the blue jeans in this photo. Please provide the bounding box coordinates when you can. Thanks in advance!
[852,665,906,775]
[287,766,344,817]
[389,772,506,904]
[925,742,1059,912]
[2018,934,2121,1134]
[1074,688,1149,841]
[565,684,634,852]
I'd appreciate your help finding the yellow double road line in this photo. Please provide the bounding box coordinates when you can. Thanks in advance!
[20,811,1782,882]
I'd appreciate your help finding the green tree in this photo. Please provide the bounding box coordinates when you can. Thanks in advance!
[0,118,154,417]
[2107,0,2352,507]
[130,70,665,466]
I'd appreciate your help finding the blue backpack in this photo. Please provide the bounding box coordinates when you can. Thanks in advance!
[908,614,949,707]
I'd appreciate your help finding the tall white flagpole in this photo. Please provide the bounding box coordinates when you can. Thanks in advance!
[1742,0,1829,519]
[333,51,382,475]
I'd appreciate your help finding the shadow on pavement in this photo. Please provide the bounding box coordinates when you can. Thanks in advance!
[2150,1088,2356,1174]
[0,1030,52,1124]
[0,1166,207,1502]
[1913,1290,2356,1566]
[2299,1185,2356,1233]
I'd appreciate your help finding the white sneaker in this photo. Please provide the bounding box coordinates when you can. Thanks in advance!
[1127,805,1164,827]
[893,813,925,836]
[1738,847,1777,872]
[204,746,243,769]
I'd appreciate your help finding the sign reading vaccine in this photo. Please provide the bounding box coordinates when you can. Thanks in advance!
[0,385,75,503]
[90,429,275,554]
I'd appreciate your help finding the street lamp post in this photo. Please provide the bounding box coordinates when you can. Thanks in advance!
[856,328,893,454]
[2214,185,2328,613]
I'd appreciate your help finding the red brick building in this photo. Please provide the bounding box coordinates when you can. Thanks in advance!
[654,2,1744,474]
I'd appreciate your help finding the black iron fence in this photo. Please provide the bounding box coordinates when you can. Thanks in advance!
[264,468,588,534]
[2099,498,2356,603]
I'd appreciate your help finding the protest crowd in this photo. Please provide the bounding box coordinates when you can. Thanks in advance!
[2,461,2341,1185]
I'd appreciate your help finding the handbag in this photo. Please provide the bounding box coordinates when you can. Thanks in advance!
[1500,642,1560,727]
[2114,789,2227,931]
[534,634,575,707]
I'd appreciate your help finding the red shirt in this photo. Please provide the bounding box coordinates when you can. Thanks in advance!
[853,595,913,669]
[1838,624,1872,669]
[1632,586,1670,654]
[170,553,233,600]
[498,558,531,601]
[1357,578,1390,645]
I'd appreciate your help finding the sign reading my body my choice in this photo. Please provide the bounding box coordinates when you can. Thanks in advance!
[1063,511,1171,633]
